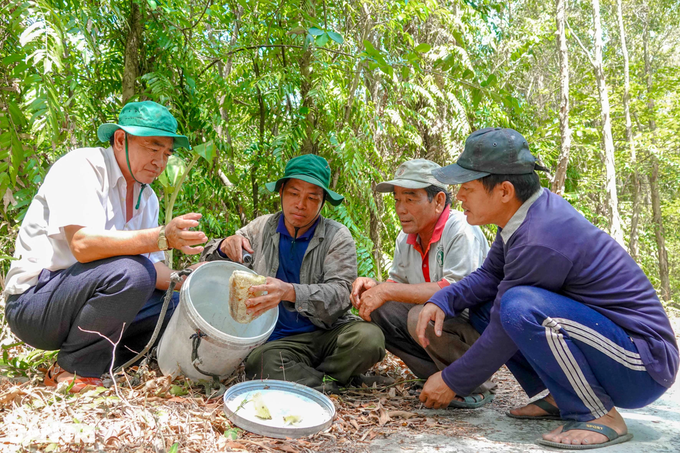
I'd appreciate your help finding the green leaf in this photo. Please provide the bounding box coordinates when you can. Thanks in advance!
[363,40,378,56]
[379,64,393,77]
[315,33,329,47]
[287,26,307,35]
[170,385,188,396]
[147,0,157,10]
[7,101,26,128]
[414,43,432,53]
[327,31,344,44]
[401,66,410,79]
[299,106,309,115]
[227,173,240,185]
[2,54,23,66]
[308,27,324,37]
[159,155,187,189]
[471,88,482,107]
[451,30,465,48]
[193,141,216,165]
[224,428,241,440]
[168,442,179,453]
[481,73,497,88]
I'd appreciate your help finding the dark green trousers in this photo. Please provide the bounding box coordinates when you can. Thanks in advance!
[245,320,385,390]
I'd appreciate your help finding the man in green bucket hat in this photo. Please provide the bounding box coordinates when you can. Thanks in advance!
[202,154,388,392]
[4,101,207,393]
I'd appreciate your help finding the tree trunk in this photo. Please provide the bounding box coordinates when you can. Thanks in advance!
[216,7,240,175]
[252,58,265,218]
[591,0,624,246]
[551,0,571,196]
[648,163,670,301]
[643,17,671,301]
[369,183,383,282]
[299,47,316,154]
[122,0,143,104]
[615,0,639,259]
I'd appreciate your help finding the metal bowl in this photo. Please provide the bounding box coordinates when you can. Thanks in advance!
[223,380,336,438]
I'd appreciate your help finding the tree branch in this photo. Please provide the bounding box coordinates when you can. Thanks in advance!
[196,44,357,78]
[566,20,596,69]
[188,0,213,30]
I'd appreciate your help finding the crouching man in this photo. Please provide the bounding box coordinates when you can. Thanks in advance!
[417,127,678,449]
[4,101,207,392]
[202,154,385,392]
[351,159,495,408]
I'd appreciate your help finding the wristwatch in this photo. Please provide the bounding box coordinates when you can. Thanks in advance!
[157,225,170,251]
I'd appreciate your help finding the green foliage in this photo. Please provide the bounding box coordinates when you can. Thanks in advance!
[1,343,58,377]
[0,0,678,303]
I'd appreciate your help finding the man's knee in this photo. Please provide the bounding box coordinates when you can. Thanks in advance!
[369,301,408,332]
[92,255,156,298]
[499,286,548,335]
[117,255,156,288]
[406,304,424,342]
[245,345,282,379]
[338,321,385,360]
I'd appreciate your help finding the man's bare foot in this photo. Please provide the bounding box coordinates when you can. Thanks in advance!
[509,393,557,417]
[542,407,628,447]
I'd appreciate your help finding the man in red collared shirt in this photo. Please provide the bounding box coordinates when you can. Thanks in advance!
[351,159,495,408]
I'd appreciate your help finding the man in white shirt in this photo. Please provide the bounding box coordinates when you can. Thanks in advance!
[4,101,207,392]
[350,159,495,408]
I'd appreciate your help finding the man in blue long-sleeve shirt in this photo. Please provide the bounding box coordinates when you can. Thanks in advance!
[415,127,678,449]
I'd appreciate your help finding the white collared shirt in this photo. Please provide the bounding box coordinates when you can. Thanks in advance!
[4,146,164,296]
[388,207,489,288]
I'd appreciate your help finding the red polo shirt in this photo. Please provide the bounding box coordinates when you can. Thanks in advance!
[387,205,451,289]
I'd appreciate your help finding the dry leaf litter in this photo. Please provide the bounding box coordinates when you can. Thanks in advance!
[2,302,676,453]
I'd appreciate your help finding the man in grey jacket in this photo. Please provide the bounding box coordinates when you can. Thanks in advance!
[202,154,385,392]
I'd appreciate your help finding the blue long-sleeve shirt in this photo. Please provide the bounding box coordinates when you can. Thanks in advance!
[268,215,320,341]
[429,188,679,396]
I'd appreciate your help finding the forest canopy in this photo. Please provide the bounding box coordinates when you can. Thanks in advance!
[1,0,678,304]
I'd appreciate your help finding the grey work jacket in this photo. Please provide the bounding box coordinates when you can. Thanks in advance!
[201,212,358,330]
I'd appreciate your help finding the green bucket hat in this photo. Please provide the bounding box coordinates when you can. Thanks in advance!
[265,154,344,206]
[97,101,190,149]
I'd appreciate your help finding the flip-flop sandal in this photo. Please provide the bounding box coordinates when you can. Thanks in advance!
[44,364,104,394]
[507,397,562,420]
[536,421,633,450]
[448,390,495,409]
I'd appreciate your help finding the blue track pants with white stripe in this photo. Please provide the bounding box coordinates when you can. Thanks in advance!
[470,286,667,421]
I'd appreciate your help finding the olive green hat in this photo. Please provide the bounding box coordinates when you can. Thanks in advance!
[265,154,344,206]
[97,101,190,149]
[376,159,447,192]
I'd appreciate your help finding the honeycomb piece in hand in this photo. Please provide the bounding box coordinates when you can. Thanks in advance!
[229,270,266,324]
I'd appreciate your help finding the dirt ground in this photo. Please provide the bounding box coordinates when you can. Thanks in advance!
[0,313,678,452]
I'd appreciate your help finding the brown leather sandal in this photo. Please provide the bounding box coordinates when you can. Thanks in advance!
[44,364,103,393]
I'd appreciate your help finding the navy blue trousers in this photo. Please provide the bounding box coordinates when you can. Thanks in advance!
[5,256,179,377]
[469,286,666,421]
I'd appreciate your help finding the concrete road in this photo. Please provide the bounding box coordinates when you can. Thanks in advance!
[369,372,680,452]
